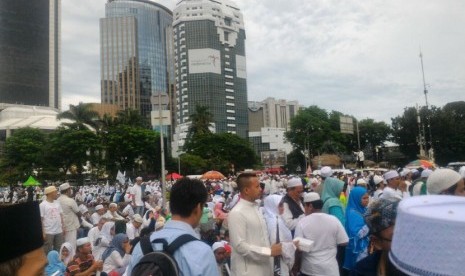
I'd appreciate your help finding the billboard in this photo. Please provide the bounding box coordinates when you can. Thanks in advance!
[261,151,286,167]
[340,116,354,134]
[188,49,221,74]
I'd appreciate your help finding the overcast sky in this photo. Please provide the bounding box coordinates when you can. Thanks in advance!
[62,0,465,123]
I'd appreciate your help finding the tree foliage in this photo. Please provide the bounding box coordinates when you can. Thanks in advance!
[57,102,100,130]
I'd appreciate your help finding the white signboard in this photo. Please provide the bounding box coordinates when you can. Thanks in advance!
[151,110,171,126]
[340,116,354,134]
[236,55,247,79]
[188,49,221,74]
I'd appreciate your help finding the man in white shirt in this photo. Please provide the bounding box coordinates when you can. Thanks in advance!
[131,177,144,216]
[40,186,64,254]
[295,192,348,276]
[229,173,282,276]
[380,171,408,200]
[91,204,106,225]
[281,177,305,234]
[58,183,81,249]
[87,217,107,258]
[126,214,143,241]
[105,203,125,221]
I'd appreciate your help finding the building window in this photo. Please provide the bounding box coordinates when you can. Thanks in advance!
[224,17,232,26]
[224,31,229,41]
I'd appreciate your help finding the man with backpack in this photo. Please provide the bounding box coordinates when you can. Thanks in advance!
[125,177,219,275]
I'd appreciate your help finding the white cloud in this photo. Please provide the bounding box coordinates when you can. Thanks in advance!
[62,0,465,123]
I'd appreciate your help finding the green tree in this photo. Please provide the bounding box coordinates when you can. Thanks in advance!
[0,128,47,183]
[45,127,101,184]
[184,132,258,172]
[58,102,100,130]
[102,125,161,177]
[358,119,392,160]
[179,153,208,175]
[187,105,213,136]
[114,108,150,129]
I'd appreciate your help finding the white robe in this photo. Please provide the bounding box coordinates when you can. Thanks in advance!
[229,198,273,276]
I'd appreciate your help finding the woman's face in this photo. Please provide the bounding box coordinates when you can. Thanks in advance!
[61,247,69,259]
[361,193,369,207]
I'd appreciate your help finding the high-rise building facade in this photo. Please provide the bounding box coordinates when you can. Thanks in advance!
[248,97,300,132]
[172,0,248,138]
[100,0,174,127]
[0,0,61,109]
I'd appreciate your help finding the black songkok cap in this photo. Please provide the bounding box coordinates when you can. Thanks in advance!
[0,201,44,263]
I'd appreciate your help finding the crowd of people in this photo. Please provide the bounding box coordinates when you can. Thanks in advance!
[0,164,464,276]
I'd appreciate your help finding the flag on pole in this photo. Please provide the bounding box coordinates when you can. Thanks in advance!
[116,170,125,185]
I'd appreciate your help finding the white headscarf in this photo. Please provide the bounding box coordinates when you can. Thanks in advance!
[98,221,115,244]
[59,242,75,266]
[263,195,292,243]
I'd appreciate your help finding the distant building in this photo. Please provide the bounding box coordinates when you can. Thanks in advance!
[248,97,300,132]
[249,127,293,156]
[172,0,248,139]
[0,0,61,109]
[88,103,120,118]
[100,0,175,136]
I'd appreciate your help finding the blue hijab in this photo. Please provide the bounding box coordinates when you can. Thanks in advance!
[345,186,367,225]
[101,233,127,262]
[45,250,66,276]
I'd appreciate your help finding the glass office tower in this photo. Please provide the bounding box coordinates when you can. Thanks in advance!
[0,0,61,109]
[100,0,174,120]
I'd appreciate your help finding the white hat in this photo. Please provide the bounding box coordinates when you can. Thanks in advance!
[76,237,90,247]
[384,170,399,181]
[59,183,70,191]
[136,176,143,181]
[373,175,384,185]
[426,168,462,195]
[303,192,320,203]
[400,168,411,177]
[44,186,57,195]
[421,169,433,178]
[212,241,225,252]
[133,214,143,224]
[320,166,333,178]
[356,178,367,185]
[287,177,302,188]
[95,204,104,211]
[109,203,117,208]
[390,195,465,275]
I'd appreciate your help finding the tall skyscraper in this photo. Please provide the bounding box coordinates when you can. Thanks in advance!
[172,0,248,138]
[0,0,61,109]
[100,0,174,128]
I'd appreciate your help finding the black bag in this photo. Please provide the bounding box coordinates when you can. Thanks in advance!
[131,234,198,276]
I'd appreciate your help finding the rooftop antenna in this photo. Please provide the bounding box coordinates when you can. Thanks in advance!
[419,48,434,162]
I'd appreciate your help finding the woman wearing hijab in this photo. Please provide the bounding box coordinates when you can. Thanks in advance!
[263,194,296,276]
[322,177,346,225]
[343,187,370,274]
[102,233,132,275]
[93,221,115,260]
[59,242,75,267]
[45,250,66,276]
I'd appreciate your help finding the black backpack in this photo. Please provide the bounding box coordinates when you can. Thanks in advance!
[131,234,198,276]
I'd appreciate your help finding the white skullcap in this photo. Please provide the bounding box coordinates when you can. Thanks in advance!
[287,177,302,188]
[373,175,384,185]
[427,169,462,195]
[133,214,143,224]
[136,176,143,181]
[460,166,465,179]
[400,169,411,177]
[320,166,333,178]
[421,169,433,178]
[356,178,367,185]
[109,203,117,208]
[95,204,104,211]
[384,170,399,181]
[390,195,465,275]
[76,237,90,247]
[212,242,225,252]
[59,182,70,191]
[303,192,320,203]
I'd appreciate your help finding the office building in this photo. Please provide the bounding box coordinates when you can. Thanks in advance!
[100,0,175,133]
[248,97,300,132]
[0,0,61,109]
[172,0,248,143]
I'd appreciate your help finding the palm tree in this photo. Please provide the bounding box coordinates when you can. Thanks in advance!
[188,105,214,137]
[115,108,150,129]
[57,102,100,130]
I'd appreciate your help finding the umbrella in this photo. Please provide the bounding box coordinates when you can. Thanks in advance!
[201,170,225,180]
[406,159,435,169]
[23,175,41,186]
[166,172,183,180]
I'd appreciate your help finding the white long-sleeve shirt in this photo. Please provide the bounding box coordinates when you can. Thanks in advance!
[229,199,273,276]
[281,201,305,232]
[103,251,131,273]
